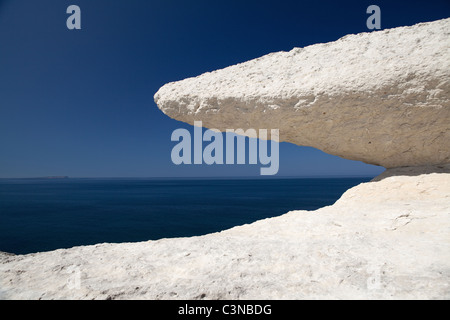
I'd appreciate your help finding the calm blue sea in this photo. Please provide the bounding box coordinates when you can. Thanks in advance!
[0,177,371,254]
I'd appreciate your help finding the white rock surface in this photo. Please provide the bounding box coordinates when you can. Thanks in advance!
[1,167,449,300]
[154,18,450,168]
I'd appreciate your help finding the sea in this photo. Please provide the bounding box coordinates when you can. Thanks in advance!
[0,177,372,254]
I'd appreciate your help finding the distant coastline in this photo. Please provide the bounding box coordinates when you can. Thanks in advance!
[1,176,70,180]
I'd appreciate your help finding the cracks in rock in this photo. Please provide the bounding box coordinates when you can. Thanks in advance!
[390,213,412,231]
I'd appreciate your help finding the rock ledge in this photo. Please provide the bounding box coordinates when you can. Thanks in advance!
[155,18,450,168]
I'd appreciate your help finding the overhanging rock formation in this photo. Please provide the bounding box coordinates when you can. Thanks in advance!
[154,18,450,168]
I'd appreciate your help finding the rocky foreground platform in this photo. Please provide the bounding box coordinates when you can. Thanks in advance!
[1,166,449,299]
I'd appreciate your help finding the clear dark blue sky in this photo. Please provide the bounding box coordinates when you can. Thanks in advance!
[0,0,448,178]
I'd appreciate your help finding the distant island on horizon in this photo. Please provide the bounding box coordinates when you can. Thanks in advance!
[6,176,71,180]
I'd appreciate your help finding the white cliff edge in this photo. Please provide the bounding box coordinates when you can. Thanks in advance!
[155,18,450,168]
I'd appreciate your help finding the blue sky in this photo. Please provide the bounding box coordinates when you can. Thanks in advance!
[0,0,448,178]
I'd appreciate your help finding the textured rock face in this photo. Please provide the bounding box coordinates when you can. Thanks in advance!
[0,168,449,299]
[154,18,450,168]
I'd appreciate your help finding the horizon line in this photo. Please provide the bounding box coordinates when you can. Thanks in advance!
[0,174,380,180]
